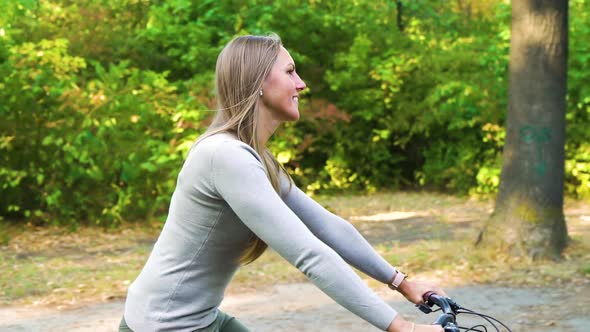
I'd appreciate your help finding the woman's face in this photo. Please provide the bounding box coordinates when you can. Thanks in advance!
[261,47,306,122]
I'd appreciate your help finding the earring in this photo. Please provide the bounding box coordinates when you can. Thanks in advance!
[259,90,263,96]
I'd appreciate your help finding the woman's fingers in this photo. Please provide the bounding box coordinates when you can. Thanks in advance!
[398,280,448,304]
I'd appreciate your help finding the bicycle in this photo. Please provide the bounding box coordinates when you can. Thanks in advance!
[418,291,513,332]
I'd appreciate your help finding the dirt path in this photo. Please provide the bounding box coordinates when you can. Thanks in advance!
[1,281,588,331]
[2,196,588,331]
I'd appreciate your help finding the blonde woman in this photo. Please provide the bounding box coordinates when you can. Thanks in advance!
[119,34,445,332]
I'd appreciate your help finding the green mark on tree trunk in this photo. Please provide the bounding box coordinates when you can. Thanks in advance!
[519,125,552,177]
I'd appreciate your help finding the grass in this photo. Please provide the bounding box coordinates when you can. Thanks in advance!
[1,191,588,308]
[0,222,157,307]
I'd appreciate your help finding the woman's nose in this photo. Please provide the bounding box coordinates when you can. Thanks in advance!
[295,74,306,91]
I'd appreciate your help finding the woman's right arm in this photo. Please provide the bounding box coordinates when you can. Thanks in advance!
[279,181,397,284]
[211,142,397,331]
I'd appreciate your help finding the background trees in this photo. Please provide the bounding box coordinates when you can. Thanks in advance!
[1,0,589,228]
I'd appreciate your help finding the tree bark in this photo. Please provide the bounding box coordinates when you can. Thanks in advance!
[477,0,568,259]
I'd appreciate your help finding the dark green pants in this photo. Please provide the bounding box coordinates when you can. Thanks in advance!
[119,311,250,332]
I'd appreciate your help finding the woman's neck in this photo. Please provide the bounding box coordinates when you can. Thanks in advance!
[257,105,281,145]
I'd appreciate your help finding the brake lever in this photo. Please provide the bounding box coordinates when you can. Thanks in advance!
[418,291,436,314]
[419,291,461,316]
[417,303,433,314]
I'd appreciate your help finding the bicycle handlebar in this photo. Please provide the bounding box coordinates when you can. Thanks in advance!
[423,291,458,316]
[418,292,512,332]
[420,292,460,332]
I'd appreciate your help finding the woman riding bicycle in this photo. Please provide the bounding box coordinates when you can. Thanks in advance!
[119,34,445,332]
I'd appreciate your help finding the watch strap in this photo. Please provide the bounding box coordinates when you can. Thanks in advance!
[388,270,407,290]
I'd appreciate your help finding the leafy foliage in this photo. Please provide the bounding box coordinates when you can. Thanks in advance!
[1,0,588,226]
[566,0,590,199]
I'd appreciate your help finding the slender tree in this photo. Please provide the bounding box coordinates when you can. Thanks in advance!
[396,0,403,31]
[477,0,569,259]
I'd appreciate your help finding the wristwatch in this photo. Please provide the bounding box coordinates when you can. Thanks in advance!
[388,270,407,290]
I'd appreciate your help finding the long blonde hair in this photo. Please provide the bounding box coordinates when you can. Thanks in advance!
[198,34,292,264]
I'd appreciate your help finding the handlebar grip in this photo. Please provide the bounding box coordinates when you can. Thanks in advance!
[422,291,436,304]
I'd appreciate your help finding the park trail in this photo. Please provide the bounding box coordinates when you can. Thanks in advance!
[1,281,589,332]
[2,199,589,331]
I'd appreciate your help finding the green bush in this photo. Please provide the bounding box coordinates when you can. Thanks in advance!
[0,38,209,225]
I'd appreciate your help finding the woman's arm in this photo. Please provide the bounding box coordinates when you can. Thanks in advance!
[211,142,397,331]
[280,178,397,285]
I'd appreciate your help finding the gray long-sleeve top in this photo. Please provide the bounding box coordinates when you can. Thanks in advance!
[124,133,398,331]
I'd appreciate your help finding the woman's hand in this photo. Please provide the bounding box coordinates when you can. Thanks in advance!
[387,315,444,332]
[386,278,447,331]
[396,279,447,305]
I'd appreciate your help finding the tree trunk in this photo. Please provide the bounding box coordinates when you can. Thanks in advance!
[477,0,568,259]
[396,0,403,32]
